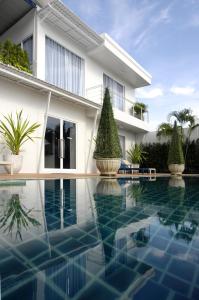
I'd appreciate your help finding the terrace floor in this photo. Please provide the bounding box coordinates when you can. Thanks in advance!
[0,173,197,180]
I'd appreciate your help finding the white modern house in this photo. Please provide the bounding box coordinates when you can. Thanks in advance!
[0,0,152,174]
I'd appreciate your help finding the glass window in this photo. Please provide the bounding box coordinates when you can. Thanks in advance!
[45,37,85,96]
[103,74,124,111]
[22,36,33,69]
[63,121,76,169]
[45,117,60,169]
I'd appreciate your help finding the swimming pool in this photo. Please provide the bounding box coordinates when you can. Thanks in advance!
[0,176,198,299]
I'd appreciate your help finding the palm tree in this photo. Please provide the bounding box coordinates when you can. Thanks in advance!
[156,122,173,140]
[168,108,195,141]
[157,109,199,165]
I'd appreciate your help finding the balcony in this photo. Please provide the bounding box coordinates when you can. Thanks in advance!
[86,85,149,123]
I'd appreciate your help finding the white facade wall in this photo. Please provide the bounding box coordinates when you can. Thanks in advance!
[0,8,151,174]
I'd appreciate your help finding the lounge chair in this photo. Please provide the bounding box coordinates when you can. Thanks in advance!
[118,160,156,175]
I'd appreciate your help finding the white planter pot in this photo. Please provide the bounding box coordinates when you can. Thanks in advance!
[96,158,121,176]
[168,164,184,175]
[169,176,185,188]
[96,179,122,196]
[3,154,23,174]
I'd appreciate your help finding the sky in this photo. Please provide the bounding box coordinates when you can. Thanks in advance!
[63,0,199,130]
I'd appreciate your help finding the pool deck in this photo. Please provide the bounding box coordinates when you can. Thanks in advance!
[0,172,196,180]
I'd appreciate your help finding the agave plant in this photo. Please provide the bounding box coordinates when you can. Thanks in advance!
[126,144,147,164]
[0,110,40,155]
[0,194,41,240]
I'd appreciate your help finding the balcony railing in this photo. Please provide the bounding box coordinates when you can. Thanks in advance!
[86,85,149,122]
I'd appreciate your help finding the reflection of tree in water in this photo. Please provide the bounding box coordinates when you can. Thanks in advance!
[159,181,198,243]
[127,183,146,203]
[0,194,40,240]
[94,179,151,263]
[127,177,199,244]
[94,188,125,263]
[131,227,150,247]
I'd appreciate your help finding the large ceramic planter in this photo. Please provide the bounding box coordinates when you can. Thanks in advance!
[96,179,122,196]
[168,164,184,175]
[169,176,185,188]
[3,154,23,174]
[96,158,121,176]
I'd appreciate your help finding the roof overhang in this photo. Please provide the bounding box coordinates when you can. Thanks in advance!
[0,0,36,36]
[0,63,100,111]
[89,34,152,88]
[38,0,104,51]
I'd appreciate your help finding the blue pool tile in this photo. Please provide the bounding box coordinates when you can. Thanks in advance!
[150,236,169,251]
[187,248,199,264]
[192,286,199,299]
[192,238,199,249]
[144,248,171,269]
[130,279,170,300]
[77,281,120,300]
[101,262,138,292]
[167,242,188,256]
[172,293,190,300]
[168,258,196,282]
[162,274,190,296]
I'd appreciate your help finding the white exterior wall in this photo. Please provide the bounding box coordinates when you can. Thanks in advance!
[36,19,136,103]
[0,77,94,174]
[0,8,151,174]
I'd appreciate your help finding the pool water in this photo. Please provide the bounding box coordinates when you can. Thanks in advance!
[0,177,199,299]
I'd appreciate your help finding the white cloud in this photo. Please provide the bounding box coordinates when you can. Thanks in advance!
[189,14,199,27]
[170,86,195,96]
[108,0,173,51]
[136,87,163,99]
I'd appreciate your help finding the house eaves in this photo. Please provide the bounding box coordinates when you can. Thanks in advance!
[38,0,104,51]
[0,62,100,110]
[0,0,36,36]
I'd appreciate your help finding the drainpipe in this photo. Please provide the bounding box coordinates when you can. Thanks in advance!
[37,91,51,173]
[85,109,99,173]
[33,8,38,76]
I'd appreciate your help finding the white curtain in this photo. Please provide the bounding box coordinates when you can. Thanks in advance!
[23,36,33,67]
[45,37,85,96]
[103,74,124,111]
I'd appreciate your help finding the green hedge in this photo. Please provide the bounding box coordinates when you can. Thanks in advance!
[141,141,199,173]
[0,40,31,73]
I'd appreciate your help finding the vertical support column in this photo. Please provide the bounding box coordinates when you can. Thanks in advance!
[37,91,52,173]
[85,109,99,173]
[33,8,38,76]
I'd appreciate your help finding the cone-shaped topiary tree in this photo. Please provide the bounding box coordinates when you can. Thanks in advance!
[94,88,122,159]
[168,121,184,165]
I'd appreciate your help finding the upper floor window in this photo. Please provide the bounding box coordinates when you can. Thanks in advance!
[45,37,85,96]
[22,36,33,69]
[103,74,124,111]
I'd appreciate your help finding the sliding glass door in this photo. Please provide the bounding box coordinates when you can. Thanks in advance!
[45,116,76,170]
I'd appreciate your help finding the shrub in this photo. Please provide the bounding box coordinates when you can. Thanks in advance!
[93,88,122,159]
[133,102,147,119]
[0,40,31,73]
[168,121,184,165]
[127,144,147,164]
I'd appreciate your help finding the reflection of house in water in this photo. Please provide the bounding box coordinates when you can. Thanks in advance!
[0,178,156,299]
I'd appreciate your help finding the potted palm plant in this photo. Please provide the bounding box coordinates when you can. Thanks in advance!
[93,88,122,175]
[0,110,40,173]
[126,144,147,169]
[132,102,147,120]
[0,193,40,240]
[168,121,185,175]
